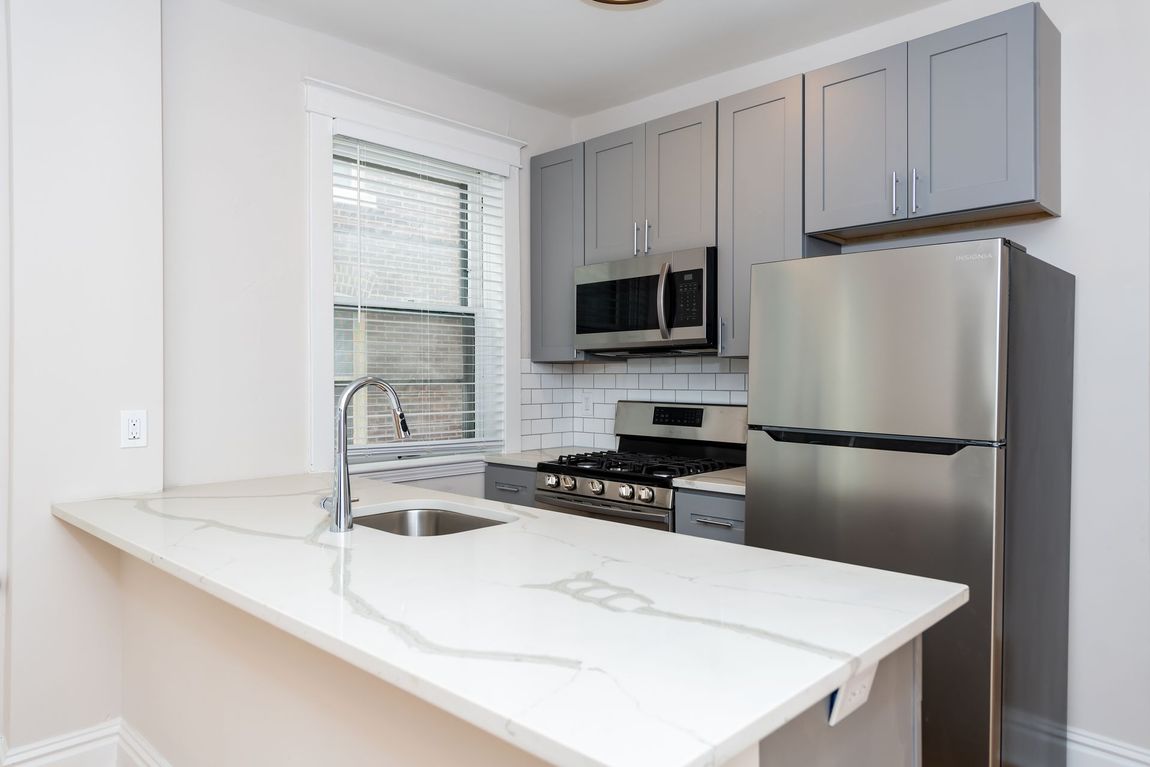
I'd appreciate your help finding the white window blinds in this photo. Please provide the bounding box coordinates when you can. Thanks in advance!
[333,135,505,459]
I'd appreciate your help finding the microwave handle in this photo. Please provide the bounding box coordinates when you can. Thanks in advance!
[656,261,672,340]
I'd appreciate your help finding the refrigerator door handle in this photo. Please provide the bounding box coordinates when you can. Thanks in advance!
[752,426,997,456]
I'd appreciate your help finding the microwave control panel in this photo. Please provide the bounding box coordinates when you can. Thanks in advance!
[673,269,704,327]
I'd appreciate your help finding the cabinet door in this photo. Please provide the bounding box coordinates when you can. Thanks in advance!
[717,76,803,358]
[644,103,717,253]
[484,465,537,507]
[674,490,745,544]
[584,125,645,264]
[805,44,908,233]
[908,4,1039,218]
[530,144,584,362]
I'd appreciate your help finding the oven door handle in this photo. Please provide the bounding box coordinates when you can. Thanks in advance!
[535,492,671,525]
[656,261,672,340]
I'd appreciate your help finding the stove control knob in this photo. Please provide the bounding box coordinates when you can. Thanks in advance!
[544,474,560,489]
[588,479,605,495]
[618,484,635,500]
[637,486,655,503]
[560,475,577,491]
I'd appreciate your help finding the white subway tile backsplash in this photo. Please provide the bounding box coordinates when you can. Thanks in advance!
[518,355,747,448]
[716,373,746,390]
[635,374,659,389]
[688,374,716,390]
[615,373,638,389]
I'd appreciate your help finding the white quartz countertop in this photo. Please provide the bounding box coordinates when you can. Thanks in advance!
[484,447,598,469]
[673,467,747,496]
[54,474,965,767]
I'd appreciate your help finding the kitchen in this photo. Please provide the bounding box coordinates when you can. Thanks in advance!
[1,0,1148,766]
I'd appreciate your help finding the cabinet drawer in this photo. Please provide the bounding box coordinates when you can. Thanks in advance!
[484,465,537,506]
[678,512,745,545]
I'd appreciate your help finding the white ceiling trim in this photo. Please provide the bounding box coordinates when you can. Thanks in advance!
[304,78,525,174]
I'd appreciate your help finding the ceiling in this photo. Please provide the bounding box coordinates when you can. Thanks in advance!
[222,0,950,116]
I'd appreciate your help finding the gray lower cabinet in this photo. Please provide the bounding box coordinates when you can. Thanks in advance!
[484,464,537,507]
[584,125,645,264]
[717,75,803,358]
[530,143,584,362]
[644,103,717,253]
[675,490,745,544]
[806,2,1059,241]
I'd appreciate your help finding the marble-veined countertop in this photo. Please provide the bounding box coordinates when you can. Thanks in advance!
[54,474,965,767]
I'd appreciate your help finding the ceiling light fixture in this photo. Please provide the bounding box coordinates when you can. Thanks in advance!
[589,0,655,6]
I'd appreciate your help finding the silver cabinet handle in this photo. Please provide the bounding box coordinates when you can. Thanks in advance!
[494,483,521,494]
[656,261,672,339]
[718,317,724,354]
[695,516,734,529]
[644,218,650,253]
[633,222,638,256]
[891,171,899,216]
[911,168,918,214]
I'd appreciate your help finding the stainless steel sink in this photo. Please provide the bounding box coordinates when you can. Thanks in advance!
[355,507,507,536]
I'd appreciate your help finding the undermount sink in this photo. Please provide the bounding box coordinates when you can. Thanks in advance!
[352,501,513,537]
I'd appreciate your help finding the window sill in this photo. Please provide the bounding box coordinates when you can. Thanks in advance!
[350,453,488,483]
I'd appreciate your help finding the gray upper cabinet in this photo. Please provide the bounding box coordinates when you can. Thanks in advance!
[807,3,1059,240]
[805,44,909,234]
[908,3,1060,219]
[530,143,584,362]
[717,76,803,358]
[644,103,717,253]
[584,125,645,264]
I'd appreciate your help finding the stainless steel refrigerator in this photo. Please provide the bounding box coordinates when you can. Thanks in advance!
[745,239,1073,767]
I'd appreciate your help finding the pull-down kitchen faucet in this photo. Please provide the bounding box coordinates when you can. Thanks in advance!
[328,375,411,533]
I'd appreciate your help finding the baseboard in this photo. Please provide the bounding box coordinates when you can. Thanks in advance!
[0,720,120,767]
[1068,726,1150,767]
[116,723,170,767]
[0,720,169,767]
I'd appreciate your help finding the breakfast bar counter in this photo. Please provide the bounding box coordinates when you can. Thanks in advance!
[54,474,965,767]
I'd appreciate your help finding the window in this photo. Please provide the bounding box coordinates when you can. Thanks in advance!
[332,135,505,460]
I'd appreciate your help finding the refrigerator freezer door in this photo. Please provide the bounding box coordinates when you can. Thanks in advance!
[748,239,1008,442]
[746,429,1004,766]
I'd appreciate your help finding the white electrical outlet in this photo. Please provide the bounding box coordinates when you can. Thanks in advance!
[121,410,148,448]
[579,390,595,417]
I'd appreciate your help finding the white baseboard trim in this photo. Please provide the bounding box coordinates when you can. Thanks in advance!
[116,723,170,767]
[0,719,169,767]
[1068,726,1150,767]
[0,720,120,767]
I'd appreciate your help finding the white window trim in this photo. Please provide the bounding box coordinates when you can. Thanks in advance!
[306,79,526,478]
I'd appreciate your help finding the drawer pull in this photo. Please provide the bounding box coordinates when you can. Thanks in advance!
[494,483,522,494]
[695,516,734,529]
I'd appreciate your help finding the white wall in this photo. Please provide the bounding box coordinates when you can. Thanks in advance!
[575,0,1150,752]
[161,0,572,488]
[3,0,164,749]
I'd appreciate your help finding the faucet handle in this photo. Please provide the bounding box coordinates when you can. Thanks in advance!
[393,410,412,439]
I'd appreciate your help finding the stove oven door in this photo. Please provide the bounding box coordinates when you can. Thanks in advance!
[534,492,672,531]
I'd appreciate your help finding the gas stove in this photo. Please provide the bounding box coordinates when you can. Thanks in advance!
[534,401,747,530]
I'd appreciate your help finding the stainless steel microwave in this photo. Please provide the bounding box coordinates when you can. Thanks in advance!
[574,247,717,355]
